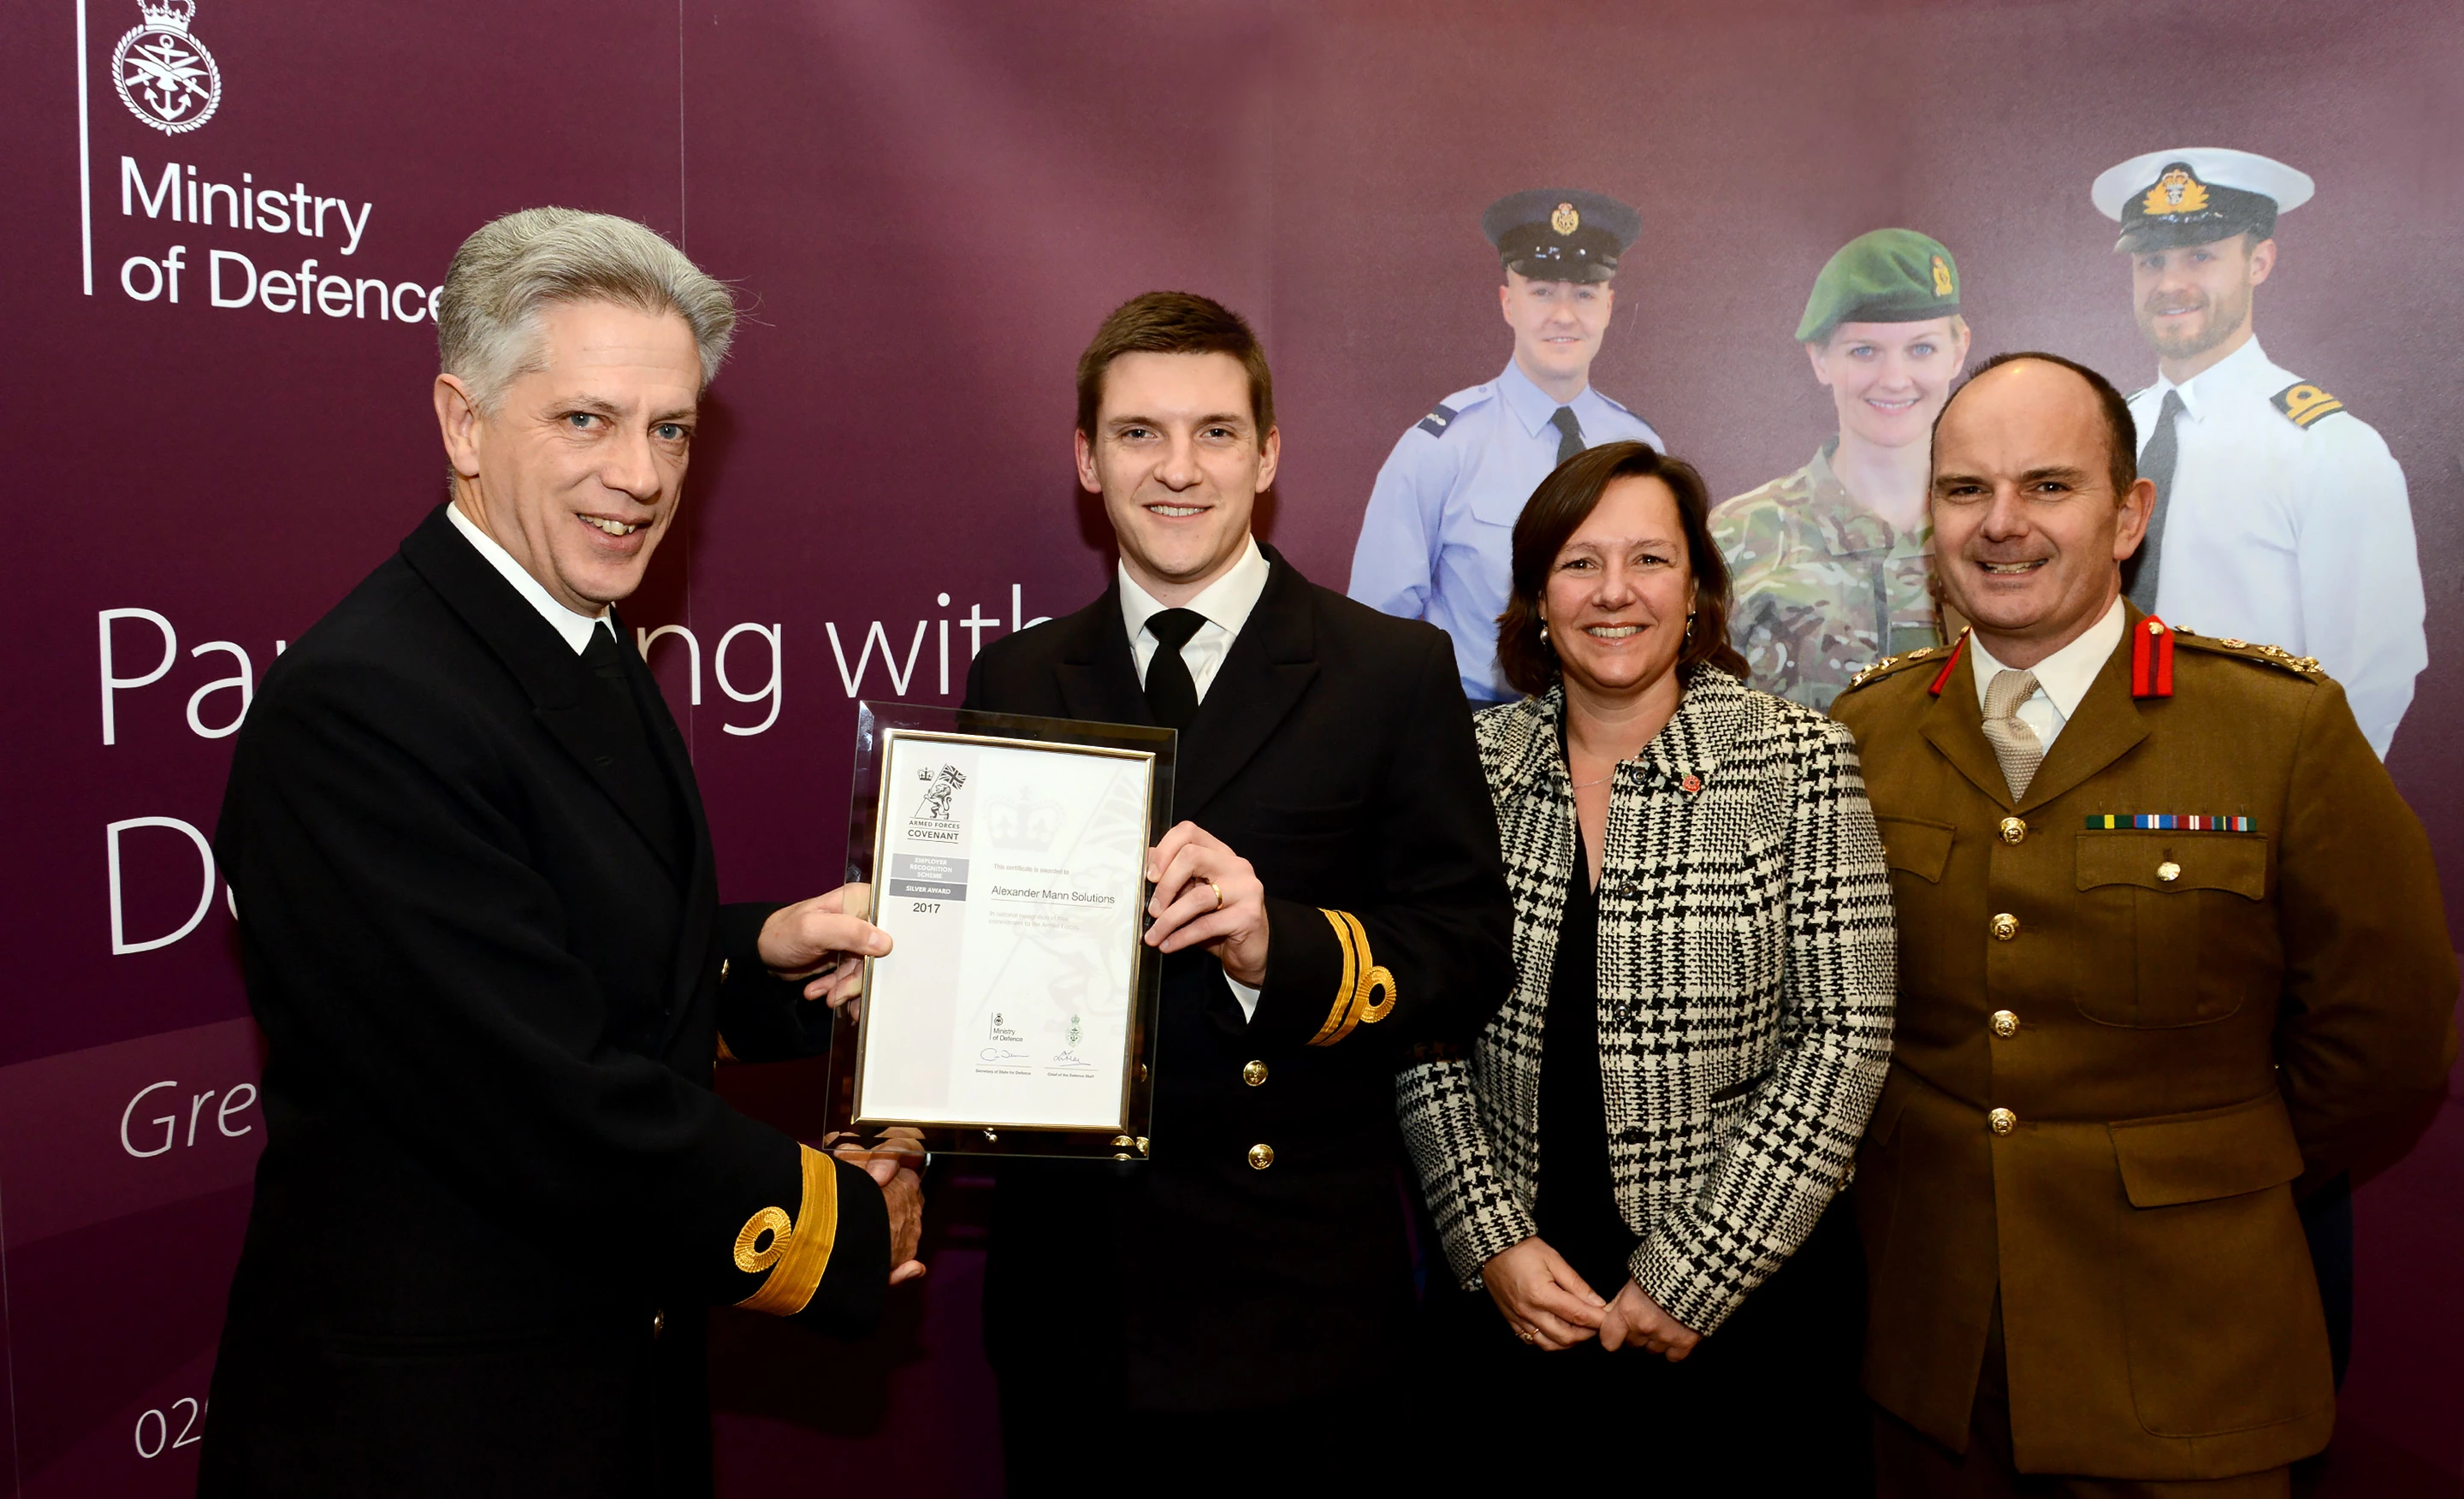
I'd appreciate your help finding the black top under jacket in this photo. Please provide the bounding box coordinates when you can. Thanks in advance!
[198,505,888,1499]
[962,542,1514,1410]
[1534,831,1633,1299]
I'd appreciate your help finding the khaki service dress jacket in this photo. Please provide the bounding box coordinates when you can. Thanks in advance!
[1833,607,2455,1480]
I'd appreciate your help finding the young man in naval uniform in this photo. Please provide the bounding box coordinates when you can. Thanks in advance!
[2092,146,2425,759]
[1348,188,1663,707]
[965,292,1513,1491]
[1834,353,2454,1496]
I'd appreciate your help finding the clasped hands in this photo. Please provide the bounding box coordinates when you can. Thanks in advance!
[755,886,924,1286]
[1480,1236,1701,1360]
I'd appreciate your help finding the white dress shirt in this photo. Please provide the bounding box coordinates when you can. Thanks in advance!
[446,502,613,655]
[1969,595,2127,753]
[2129,337,2423,757]
[1117,534,1273,1017]
[1118,534,1272,700]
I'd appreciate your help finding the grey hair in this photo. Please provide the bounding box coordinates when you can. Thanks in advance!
[435,207,737,411]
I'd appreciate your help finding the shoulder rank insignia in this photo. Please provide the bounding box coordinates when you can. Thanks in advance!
[1415,403,1460,438]
[1840,634,1952,695]
[2131,615,2175,698]
[1852,636,1961,700]
[2172,630,2325,678]
[2272,381,2346,430]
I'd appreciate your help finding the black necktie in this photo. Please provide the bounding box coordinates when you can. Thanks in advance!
[1549,406,1584,468]
[1143,607,1206,730]
[2123,389,2185,613]
[581,623,689,872]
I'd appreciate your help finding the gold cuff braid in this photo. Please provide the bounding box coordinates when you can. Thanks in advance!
[1305,909,1397,1047]
[733,1144,839,1316]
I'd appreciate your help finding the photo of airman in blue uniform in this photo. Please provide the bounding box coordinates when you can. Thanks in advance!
[1348,189,1662,706]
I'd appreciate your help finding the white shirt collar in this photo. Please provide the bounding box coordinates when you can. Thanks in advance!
[1118,533,1270,650]
[445,502,613,655]
[1970,594,2127,722]
[2152,335,2276,422]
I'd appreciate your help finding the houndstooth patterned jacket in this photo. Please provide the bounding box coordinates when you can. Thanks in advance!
[1395,667,1895,1333]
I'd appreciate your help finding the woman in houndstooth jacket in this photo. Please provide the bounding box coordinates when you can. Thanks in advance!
[1397,441,1897,1485]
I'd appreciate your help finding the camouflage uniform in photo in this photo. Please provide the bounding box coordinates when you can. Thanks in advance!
[1712,441,1940,712]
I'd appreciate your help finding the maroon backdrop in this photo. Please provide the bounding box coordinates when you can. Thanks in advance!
[2,2,2456,1494]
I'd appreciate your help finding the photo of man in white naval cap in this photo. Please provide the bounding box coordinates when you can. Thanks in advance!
[2094,146,2426,759]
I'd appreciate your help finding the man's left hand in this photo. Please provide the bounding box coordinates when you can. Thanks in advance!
[1144,822,1269,987]
[1598,1279,1701,1361]
[758,884,889,1007]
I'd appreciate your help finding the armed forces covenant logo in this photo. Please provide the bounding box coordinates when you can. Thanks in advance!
[114,0,222,135]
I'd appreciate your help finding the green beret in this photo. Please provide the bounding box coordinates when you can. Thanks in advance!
[1796,228,1961,344]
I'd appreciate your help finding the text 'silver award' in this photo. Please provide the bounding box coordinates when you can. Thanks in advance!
[826,702,1171,1159]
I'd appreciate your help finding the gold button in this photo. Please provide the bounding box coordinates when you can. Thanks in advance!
[652,1308,666,1337]
[1999,816,2026,844]
[1991,913,2019,941]
[720,958,731,981]
[1242,1060,1268,1087]
[1247,1143,1275,1170]
[2156,861,2181,884]
[1990,1010,2019,1039]
[1988,1108,2017,1136]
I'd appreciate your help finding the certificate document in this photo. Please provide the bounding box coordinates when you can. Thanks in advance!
[852,726,1158,1134]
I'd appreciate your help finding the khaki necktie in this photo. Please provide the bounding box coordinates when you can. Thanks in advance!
[1981,668,2046,801]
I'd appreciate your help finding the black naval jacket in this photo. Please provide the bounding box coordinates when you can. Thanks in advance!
[199,505,888,1499]
[962,542,1514,1409]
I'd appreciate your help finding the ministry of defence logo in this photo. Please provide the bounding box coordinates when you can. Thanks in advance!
[114,0,222,135]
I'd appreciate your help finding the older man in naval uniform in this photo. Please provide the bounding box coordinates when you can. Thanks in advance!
[1833,351,2454,1496]
[201,209,921,1498]
[966,291,1512,1492]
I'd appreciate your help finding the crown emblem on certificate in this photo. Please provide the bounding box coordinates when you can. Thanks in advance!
[1549,201,1581,236]
[985,786,1063,851]
[114,0,222,134]
[2142,165,2211,216]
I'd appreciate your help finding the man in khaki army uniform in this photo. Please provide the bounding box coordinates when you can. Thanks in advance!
[1714,228,1971,708]
[1834,352,2455,1496]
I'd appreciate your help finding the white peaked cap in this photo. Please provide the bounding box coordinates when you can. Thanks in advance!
[2091,147,2316,221]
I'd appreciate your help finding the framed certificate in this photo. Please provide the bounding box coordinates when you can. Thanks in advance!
[825,701,1174,1160]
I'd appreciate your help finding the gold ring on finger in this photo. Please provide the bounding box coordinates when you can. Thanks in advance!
[1207,880,1223,910]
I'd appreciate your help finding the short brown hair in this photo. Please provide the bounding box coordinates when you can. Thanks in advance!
[1075,292,1275,442]
[1496,441,1749,698]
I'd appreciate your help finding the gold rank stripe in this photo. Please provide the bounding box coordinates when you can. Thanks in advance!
[734,1144,839,1316]
[2272,381,2345,429]
[1306,909,1398,1047]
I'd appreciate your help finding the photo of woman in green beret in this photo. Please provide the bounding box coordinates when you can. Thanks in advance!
[1709,228,1971,708]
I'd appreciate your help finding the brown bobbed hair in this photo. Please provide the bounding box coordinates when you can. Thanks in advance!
[1495,441,1750,698]
[1075,291,1275,443]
